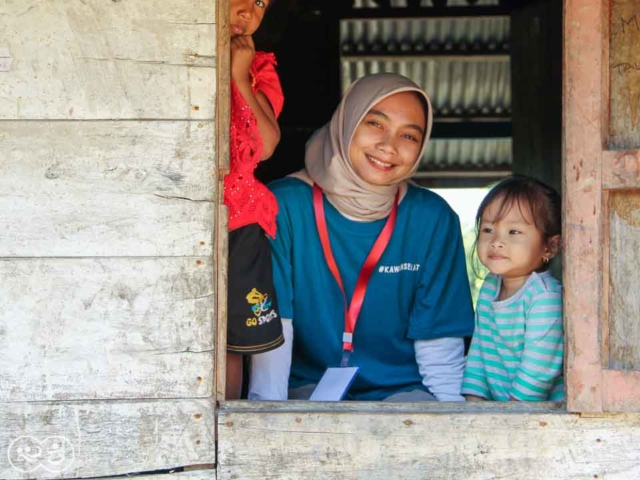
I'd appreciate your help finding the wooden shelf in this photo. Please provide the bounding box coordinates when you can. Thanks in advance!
[340,52,509,61]
[340,6,510,20]
[434,115,511,123]
[411,170,511,188]
[430,121,511,139]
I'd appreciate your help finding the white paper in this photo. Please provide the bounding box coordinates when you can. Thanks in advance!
[309,367,359,401]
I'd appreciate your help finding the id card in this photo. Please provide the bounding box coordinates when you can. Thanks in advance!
[309,366,359,401]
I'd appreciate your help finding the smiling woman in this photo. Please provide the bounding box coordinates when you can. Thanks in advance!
[248,73,475,402]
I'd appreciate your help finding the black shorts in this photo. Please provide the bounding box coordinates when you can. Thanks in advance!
[227,224,284,354]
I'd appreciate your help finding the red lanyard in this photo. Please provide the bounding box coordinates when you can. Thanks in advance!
[312,184,399,355]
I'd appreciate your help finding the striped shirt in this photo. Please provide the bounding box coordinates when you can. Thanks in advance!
[462,271,564,401]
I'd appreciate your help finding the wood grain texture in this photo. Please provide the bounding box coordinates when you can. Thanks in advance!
[0,257,215,401]
[0,399,215,480]
[120,471,216,480]
[563,0,605,412]
[609,0,640,149]
[603,150,640,188]
[608,191,640,370]
[603,370,640,412]
[215,203,229,400]
[214,0,230,399]
[0,121,215,257]
[0,0,216,120]
[218,405,640,480]
[220,400,564,415]
[216,0,230,173]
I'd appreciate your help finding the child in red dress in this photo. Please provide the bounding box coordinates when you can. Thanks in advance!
[225,0,284,399]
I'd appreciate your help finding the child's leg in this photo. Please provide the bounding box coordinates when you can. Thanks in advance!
[225,352,244,399]
[226,224,284,398]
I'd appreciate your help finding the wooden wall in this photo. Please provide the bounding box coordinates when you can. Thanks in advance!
[0,1,219,478]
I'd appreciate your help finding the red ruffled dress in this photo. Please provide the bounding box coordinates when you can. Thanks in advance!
[224,51,284,238]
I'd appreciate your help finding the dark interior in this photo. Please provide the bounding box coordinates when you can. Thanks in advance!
[253,0,562,192]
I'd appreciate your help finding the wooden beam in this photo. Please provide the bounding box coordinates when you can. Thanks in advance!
[341,7,510,20]
[430,121,511,139]
[563,0,606,413]
[214,0,230,402]
[218,402,640,479]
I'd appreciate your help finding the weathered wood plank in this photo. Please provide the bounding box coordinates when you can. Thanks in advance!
[603,150,640,188]
[608,191,640,370]
[609,0,640,149]
[216,0,231,173]
[563,0,605,412]
[215,203,229,399]
[220,400,564,415]
[218,405,640,479]
[0,399,215,480]
[603,370,640,412]
[0,121,215,257]
[0,0,216,120]
[0,257,214,401]
[114,471,216,480]
[214,0,230,399]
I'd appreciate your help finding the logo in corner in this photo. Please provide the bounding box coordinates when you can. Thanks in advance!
[8,435,75,473]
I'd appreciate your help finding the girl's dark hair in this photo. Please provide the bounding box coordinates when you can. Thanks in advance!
[471,174,561,276]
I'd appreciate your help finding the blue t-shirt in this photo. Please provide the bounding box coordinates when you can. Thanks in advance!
[270,178,474,401]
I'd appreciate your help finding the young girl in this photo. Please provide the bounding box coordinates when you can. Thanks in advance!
[462,175,564,402]
[225,0,285,399]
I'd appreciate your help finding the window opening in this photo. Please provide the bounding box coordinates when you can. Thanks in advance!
[230,0,564,406]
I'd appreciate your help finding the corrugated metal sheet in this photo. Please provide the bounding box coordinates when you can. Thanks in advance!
[341,57,510,116]
[339,12,511,174]
[352,0,500,8]
[422,138,511,172]
[340,17,510,55]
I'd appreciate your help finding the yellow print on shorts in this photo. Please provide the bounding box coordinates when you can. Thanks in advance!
[245,288,278,327]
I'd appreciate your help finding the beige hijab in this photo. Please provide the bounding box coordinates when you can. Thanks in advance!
[291,73,433,221]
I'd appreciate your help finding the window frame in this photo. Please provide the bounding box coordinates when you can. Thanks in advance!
[216,0,640,415]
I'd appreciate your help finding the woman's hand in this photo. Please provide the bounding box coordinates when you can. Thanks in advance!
[231,35,255,86]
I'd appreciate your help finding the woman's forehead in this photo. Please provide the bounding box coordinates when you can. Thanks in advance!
[366,92,426,123]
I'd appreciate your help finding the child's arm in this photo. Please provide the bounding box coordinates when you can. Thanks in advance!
[461,314,491,401]
[231,35,281,160]
[464,394,487,402]
[508,291,564,401]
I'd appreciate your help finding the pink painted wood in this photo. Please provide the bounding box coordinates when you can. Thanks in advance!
[565,0,640,412]
[564,0,606,413]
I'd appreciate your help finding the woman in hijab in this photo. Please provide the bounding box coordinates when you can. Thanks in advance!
[249,73,474,401]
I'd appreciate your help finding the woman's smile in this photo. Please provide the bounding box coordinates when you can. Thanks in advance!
[365,153,394,170]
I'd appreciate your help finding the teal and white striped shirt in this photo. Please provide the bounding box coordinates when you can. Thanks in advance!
[462,271,564,401]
